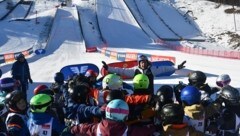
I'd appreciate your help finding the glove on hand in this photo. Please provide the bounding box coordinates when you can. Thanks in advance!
[102,61,108,70]
[177,60,186,70]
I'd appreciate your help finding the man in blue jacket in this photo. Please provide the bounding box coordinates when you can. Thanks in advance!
[11,53,33,98]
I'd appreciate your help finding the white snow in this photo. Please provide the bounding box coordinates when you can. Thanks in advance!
[0,0,240,100]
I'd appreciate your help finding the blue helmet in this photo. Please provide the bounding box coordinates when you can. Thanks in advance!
[180,86,201,105]
[106,99,129,121]
[54,72,64,83]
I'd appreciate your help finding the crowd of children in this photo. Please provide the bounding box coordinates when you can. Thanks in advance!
[0,55,239,136]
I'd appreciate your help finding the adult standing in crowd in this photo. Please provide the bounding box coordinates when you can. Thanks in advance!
[11,53,33,98]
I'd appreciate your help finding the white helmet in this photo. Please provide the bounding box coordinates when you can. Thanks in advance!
[216,74,231,87]
[102,74,123,90]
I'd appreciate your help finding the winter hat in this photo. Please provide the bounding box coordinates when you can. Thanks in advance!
[0,77,15,92]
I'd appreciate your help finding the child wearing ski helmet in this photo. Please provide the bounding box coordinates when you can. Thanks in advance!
[28,93,65,136]
[33,85,65,124]
[62,99,156,136]
[127,74,156,125]
[4,90,30,136]
[89,74,123,106]
[188,71,215,96]
[214,85,240,136]
[180,86,219,134]
[64,84,104,124]
[102,55,186,94]
[155,85,174,112]
[216,74,231,88]
[160,103,204,136]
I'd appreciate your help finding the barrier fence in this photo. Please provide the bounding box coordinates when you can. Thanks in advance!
[155,39,240,60]
[97,47,176,64]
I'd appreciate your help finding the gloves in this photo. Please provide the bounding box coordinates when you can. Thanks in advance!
[102,61,108,70]
[29,78,33,84]
[61,126,73,136]
[177,60,186,70]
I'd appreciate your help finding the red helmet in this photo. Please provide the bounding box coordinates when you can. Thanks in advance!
[85,70,98,78]
[33,85,48,95]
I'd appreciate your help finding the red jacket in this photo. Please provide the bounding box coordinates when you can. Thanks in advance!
[71,119,156,136]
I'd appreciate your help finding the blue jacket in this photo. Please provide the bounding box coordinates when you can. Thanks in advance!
[63,87,103,123]
[11,60,31,84]
[28,112,65,135]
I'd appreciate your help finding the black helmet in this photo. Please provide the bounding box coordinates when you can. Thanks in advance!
[161,103,184,125]
[69,85,89,103]
[188,71,206,86]
[106,90,125,103]
[156,85,173,103]
[54,72,64,84]
[219,85,240,106]
[5,90,26,111]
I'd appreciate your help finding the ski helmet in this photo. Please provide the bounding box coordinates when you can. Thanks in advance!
[156,85,174,103]
[30,94,53,113]
[85,70,98,78]
[0,91,7,116]
[216,74,231,88]
[5,90,26,111]
[102,74,123,90]
[138,55,148,63]
[33,84,48,95]
[219,85,240,106]
[106,90,125,103]
[54,72,64,84]
[138,55,150,66]
[106,99,129,121]
[0,77,16,92]
[188,71,206,86]
[133,74,149,90]
[161,103,184,125]
[69,84,89,103]
[180,86,201,106]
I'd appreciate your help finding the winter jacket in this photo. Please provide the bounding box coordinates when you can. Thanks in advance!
[108,66,176,94]
[28,112,65,136]
[70,119,156,136]
[5,112,30,136]
[63,88,104,124]
[11,59,31,84]
[183,103,219,133]
[162,123,204,136]
[217,106,240,136]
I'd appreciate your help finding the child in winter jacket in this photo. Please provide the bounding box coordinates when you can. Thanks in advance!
[62,99,156,136]
[4,90,30,136]
[28,94,65,136]
[160,103,204,136]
